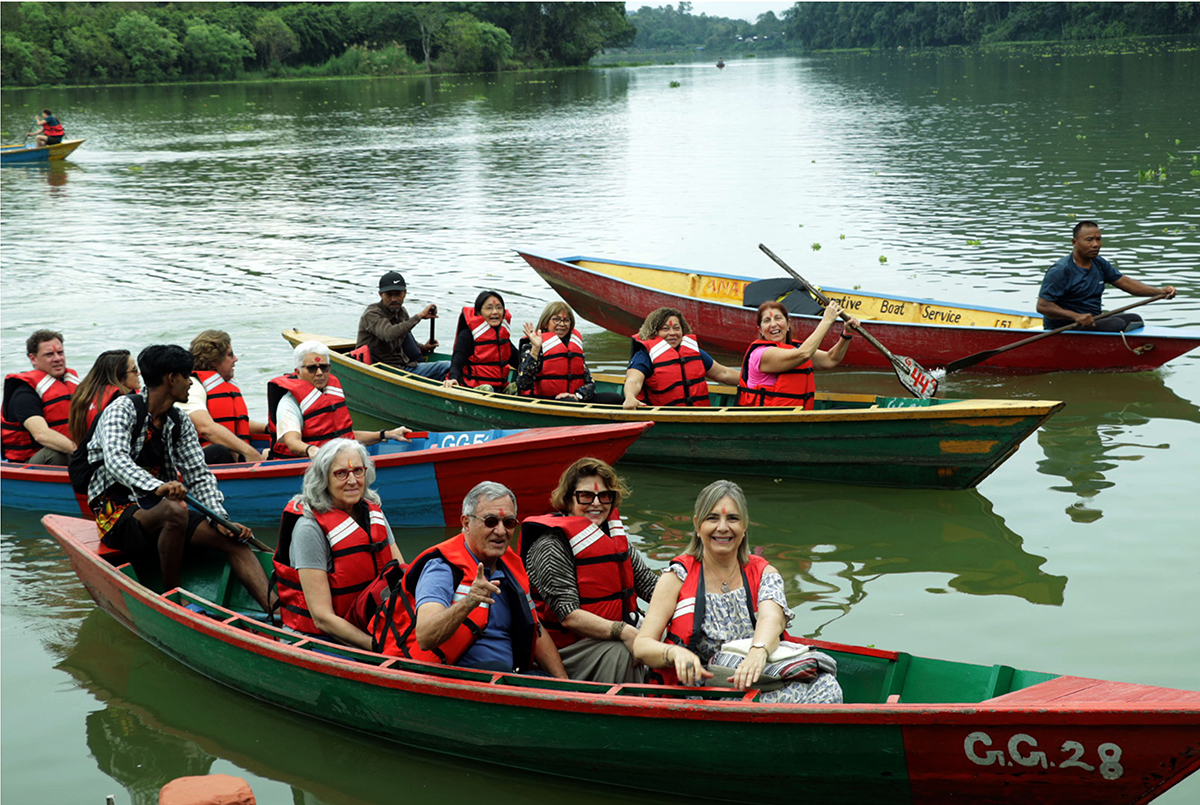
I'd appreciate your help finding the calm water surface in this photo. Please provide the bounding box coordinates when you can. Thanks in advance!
[3,47,1199,803]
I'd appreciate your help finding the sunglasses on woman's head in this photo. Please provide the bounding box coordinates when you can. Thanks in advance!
[573,490,616,505]
[472,514,519,530]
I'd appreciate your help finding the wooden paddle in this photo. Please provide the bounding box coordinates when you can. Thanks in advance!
[941,294,1167,375]
[185,493,272,552]
[759,244,940,399]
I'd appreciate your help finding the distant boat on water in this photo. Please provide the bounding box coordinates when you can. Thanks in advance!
[716,58,725,68]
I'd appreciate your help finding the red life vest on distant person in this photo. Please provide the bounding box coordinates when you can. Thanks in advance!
[194,369,251,443]
[519,329,588,399]
[519,511,636,649]
[632,335,711,407]
[390,534,537,668]
[736,340,816,409]
[42,116,64,138]
[266,373,354,459]
[655,554,772,686]
[273,500,393,636]
[459,307,513,388]
[1,368,80,462]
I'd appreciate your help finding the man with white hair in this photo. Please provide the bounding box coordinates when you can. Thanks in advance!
[267,340,412,460]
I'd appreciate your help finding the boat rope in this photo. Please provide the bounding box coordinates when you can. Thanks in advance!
[1118,330,1154,355]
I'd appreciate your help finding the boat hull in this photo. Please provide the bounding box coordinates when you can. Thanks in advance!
[283,331,1064,491]
[517,251,1200,373]
[1,424,651,527]
[46,513,1200,805]
[0,138,84,164]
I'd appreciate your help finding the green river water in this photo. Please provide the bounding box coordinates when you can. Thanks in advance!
[2,45,1198,803]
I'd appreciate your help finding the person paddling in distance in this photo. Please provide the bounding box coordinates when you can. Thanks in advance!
[273,439,405,649]
[444,290,519,392]
[1036,221,1177,332]
[519,457,658,683]
[633,480,842,703]
[268,340,411,460]
[516,302,624,404]
[32,109,64,146]
[622,307,740,409]
[68,349,141,446]
[738,300,859,408]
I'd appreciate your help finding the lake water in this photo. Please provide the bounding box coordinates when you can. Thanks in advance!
[2,46,1199,803]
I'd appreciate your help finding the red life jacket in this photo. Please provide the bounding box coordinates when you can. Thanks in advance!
[194,369,250,443]
[632,335,711,407]
[519,329,588,398]
[42,117,64,137]
[386,534,537,668]
[273,500,393,636]
[84,385,123,432]
[519,511,636,649]
[266,373,354,459]
[655,553,773,686]
[2,368,80,462]
[458,307,513,388]
[736,340,816,409]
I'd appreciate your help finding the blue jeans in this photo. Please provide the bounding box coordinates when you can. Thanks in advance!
[408,360,450,380]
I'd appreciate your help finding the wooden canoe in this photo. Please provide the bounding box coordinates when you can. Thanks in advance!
[0,138,84,164]
[0,424,651,528]
[516,250,1200,373]
[283,330,1065,491]
[46,513,1200,805]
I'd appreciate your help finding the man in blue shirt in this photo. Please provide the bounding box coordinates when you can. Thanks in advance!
[1037,221,1177,331]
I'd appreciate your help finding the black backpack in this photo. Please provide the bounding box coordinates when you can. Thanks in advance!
[68,395,151,495]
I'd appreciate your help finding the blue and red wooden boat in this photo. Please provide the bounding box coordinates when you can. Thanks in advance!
[517,250,1200,373]
[45,513,1200,804]
[0,424,651,527]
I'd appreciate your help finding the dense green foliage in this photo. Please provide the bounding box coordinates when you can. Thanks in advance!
[782,2,1200,49]
[626,2,787,52]
[0,1,637,86]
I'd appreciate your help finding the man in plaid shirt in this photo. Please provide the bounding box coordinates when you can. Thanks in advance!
[85,344,270,610]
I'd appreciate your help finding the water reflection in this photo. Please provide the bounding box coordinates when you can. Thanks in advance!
[59,610,651,805]
[620,470,1066,636]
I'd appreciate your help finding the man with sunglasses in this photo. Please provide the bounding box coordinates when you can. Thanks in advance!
[398,481,568,677]
[355,271,450,379]
[267,340,412,460]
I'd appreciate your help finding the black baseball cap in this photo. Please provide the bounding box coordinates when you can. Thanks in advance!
[379,271,407,292]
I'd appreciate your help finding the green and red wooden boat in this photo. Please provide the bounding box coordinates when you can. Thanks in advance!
[46,513,1200,805]
[516,250,1200,373]
[283,330,1065,491]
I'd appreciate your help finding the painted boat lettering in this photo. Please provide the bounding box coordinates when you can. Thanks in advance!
[827,296,862,311]
[701,278,747,297]
[879,300,906,316]
[995,319,1012,328]
[921,307,963,324]
[439,433,494,447]
[964,732,1123,779]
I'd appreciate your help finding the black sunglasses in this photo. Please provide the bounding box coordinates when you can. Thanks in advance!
[573,490,616,505]
[301,363,330,374]
[472,514,518,530]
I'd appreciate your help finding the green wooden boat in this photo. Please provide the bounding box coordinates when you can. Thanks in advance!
[47,514,1200,804]
[283,330,1065,491]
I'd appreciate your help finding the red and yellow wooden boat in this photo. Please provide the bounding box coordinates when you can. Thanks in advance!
[517,250,1200,373]
[46,513,1200,804]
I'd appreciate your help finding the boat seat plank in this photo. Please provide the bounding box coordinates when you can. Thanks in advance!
[984,675,1200,704]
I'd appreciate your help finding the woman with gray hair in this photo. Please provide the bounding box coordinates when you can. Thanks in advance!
[633,479,842,703]
[273,439,405,649]
[267,338,412,460]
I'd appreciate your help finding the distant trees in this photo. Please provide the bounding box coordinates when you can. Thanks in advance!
[0,1,638,87]
[626,3,789,52]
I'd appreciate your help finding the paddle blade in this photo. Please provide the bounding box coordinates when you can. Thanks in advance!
[893,355,940,399]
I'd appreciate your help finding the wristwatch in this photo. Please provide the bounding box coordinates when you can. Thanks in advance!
[750,642,768,653]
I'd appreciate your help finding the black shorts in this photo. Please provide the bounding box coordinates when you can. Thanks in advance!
[100,505,207,554]
[45,135,63,145]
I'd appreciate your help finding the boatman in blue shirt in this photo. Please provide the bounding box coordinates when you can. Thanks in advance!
[1036,221,1176,331]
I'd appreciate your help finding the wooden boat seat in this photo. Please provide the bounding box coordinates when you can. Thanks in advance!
[983,675,1200,705]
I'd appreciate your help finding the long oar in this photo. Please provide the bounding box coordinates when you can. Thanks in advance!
[759,243,939,399]
[185,493,272,552]
[941,294,1166,375]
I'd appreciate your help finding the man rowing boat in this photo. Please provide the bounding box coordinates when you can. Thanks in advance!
[1036,221,1177,331]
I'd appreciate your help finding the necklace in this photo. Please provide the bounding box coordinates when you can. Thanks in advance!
[706,559,739,593]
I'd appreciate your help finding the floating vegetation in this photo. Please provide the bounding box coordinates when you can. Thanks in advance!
[966,239,982,246]
[839,234,846,240]
[668,80,681,88]
[1137,166,1166,182]
[878,255,888,264]
[811,243,822,251]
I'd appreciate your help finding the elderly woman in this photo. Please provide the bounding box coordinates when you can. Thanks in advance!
[737,301,859,408]
[444,290,519,392]
[68,349,141,446]
[273,439,404,648]
[519,457,658,683]
[622,307,740,409]
[516,302,624,404]
[268,339,411,460]
[633,480,842,703]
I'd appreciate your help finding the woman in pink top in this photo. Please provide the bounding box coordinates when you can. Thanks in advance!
[737,301,859,408]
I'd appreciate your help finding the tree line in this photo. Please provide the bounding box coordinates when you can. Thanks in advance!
[781,2,1200,50]
[626,2,786,52]
[1,2,637,87]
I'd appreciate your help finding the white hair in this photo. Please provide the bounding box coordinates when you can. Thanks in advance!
[461,481,517,518]
[292,340,330,370]
[291,439,381,513]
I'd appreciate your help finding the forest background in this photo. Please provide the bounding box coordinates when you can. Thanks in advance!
[3,1,1199,88]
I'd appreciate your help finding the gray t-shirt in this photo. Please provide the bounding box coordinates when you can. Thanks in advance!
[290,511,397,572]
